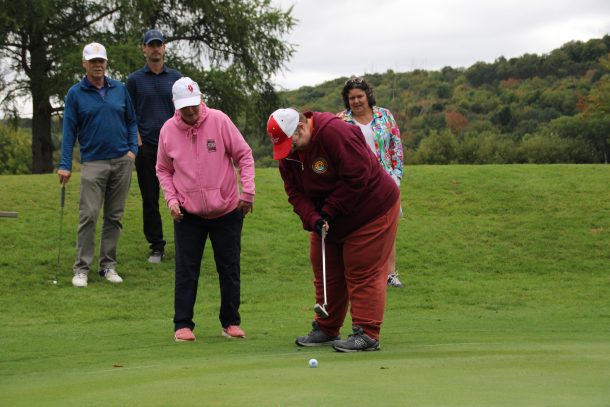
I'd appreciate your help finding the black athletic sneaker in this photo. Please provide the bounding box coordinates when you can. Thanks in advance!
[295,321,340,347]
[332,326,380,352]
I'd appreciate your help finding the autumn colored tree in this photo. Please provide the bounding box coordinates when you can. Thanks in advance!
[575,54,610,162]
[445,111,468,135]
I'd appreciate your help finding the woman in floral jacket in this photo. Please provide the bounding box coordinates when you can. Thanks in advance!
[337,77,404,288]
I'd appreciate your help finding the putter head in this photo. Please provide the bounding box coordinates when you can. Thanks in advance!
[313,303,329,319]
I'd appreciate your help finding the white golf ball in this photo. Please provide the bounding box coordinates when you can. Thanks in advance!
[308,358,318,368]
[52,280,57,285]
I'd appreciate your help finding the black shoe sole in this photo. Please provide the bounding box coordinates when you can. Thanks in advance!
[295,338,339,347]
[333,343,380,352]
[333,346,380,352]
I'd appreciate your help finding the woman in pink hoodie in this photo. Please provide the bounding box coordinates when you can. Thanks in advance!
[156,78,255,342]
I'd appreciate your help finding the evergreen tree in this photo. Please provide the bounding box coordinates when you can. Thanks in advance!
[0,0,294,173]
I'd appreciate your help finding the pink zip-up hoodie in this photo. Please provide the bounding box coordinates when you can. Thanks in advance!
[156,102,255,219]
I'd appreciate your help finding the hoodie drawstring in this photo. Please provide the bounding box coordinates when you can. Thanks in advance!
[187,127,198,158]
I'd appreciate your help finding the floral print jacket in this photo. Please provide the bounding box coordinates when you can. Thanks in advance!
[337,106,403,184]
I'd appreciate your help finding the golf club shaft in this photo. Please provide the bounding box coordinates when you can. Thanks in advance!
[321,228,327,306]
[56,183,65,282]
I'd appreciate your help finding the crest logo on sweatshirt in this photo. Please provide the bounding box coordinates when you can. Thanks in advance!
[312,158,328,174]
[207,139,217,152]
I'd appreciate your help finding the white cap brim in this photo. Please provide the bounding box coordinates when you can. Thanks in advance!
[84,53,107,61]
[174,96,201,110]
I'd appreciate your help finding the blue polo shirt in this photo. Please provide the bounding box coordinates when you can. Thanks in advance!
[126,64,182,145]
[60,76,138,171]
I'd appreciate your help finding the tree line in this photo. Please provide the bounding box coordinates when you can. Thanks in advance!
[2,13,609,174]
[279,35,610,165]
[0,0,294,173]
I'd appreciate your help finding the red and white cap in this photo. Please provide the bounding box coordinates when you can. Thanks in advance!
[267,108,299,160]
[172,77,202,110]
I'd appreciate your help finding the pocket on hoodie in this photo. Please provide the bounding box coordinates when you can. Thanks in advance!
[202,187,231,217]
[182,188,229,217]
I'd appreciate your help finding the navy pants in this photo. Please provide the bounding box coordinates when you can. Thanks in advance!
[173,209,243,331]
[135,142,165,252]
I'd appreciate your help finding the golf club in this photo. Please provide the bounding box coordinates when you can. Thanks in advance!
[313,227,329,318]
[54,182,66,285]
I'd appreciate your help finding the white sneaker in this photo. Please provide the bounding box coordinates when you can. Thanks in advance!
[99,268,123,283]
[147,250,164,263]
[72,272,88,288]
[387,273,404,288]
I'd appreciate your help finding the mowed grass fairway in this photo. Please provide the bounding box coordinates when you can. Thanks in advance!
[0,165,609,406]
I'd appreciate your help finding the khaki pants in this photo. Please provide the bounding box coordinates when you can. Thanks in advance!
[73,154,133,274]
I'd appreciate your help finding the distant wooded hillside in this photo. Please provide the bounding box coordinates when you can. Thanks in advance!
[278,35,610,164]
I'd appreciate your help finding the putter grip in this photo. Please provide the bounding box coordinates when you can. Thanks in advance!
[60,185,65,208]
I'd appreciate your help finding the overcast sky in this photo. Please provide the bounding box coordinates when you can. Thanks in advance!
[271,0,610,90]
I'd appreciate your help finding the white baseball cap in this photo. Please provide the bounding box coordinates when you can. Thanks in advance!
[267,108,300,160]
[82,42,107,61]
[172,77,202,110]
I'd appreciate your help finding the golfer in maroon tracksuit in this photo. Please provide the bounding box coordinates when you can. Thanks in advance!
[267,108,400,352]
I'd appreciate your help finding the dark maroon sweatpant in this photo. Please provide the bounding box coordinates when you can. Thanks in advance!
[310,198,400,340]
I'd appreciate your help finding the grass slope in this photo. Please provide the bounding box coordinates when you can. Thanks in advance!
[0,165,609,406]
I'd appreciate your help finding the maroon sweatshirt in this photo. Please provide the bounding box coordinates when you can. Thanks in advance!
[279,111,400,242]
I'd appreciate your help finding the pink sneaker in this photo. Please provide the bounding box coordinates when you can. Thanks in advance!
[222,325,246,338]
[174,328,196,342]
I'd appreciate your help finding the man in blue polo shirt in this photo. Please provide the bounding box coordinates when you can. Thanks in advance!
[127,29,182,263]
[58,42,138,288]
